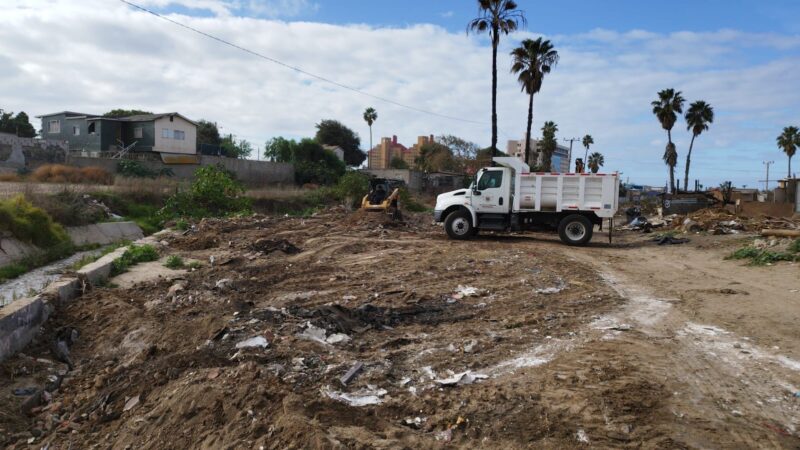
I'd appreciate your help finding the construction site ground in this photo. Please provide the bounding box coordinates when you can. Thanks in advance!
[1,208,799,449]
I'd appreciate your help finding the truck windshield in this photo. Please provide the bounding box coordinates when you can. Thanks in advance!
[477,170,503,190]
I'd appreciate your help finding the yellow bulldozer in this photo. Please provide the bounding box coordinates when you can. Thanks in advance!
[361,178,404,219]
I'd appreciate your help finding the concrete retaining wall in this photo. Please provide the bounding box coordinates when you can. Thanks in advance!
[0,221,143,269]
[67,154,294,186]
[0,232,165,362]
[0,132,68,169]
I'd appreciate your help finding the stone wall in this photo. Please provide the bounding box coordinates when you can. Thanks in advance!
[66,154,294,186]
[0,132,68,169]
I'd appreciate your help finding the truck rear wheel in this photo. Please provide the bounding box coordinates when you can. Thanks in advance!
[444,210,473,240]
[558,214,593,246]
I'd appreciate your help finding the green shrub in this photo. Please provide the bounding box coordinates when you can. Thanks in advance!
[164,255,185,269]
[187,261,202,270]
[398,188,429,212]
[727,245,799,266]
[0,195,70,247]
[111,244,159,275]
[117,160,173,179]
[789,238,800,254]
[175,219,189,231]
[161,165,251,219]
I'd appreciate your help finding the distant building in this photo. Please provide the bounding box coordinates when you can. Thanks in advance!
[36,111,197,156]
[322,144,345,162]
[506,138,570,173]
[368,135,434,169]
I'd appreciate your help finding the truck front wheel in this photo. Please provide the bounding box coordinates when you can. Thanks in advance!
[558,214,593,246]
[444,210,473,240]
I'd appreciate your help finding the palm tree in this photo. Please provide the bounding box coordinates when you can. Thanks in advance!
[776,126,799,178]
[683,101,714,191]
[651,88,685,192]
[468,0,526,157]
[510,38,559,166]
[588,152,604,173]
[363,107,378,168]
[581,135,594,172]
[540,121,558,171]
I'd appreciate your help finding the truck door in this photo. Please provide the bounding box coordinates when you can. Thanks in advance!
[474,168,510,214]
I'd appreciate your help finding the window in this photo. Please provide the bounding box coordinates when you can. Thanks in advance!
[48,120,60,134]
[72,126,80,136]
[173,130,185,140]
[88,122,96,134]
[477,170,503,190]
[162,128,171,139]
[134,127,143,139]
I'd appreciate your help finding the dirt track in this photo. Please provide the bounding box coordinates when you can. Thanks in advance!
[1,209,799,449]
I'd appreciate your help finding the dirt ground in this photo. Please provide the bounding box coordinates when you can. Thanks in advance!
[1,208,799,449]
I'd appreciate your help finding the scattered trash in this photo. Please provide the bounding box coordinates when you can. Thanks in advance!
[323,386,387,406]
[654,236,690,245]
[463,340,477,353]
[340,362,364,386]
[435,428,453,442]
[435,370,488,386]
[452,285,484,300]
[123,395,140,412]
[12,387,37,396]
[576,428,590,444]
[610,324,633,332]
[235,336,269,349]
[215,278,233,290]
[250,238,301,255]
[297,322,351,345]
[535,286,564,295]
[401,416,427,429]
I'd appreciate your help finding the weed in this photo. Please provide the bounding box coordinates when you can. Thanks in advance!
[0,263,28,282]
[175,219,189,231]
[187,261,202,270]
[789,238,800,254]
[160,165,251,219]
[0,195,70,247]
[398,188,430,212]
[0,242,75,283]
[31,164,113,185]
[69,241,131,270]
[111,244,159,276]
[164,255,185,269]
[727,245,799,266]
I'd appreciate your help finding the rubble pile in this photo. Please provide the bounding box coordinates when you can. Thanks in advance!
[0,208,639,449]
[670,209,800,235]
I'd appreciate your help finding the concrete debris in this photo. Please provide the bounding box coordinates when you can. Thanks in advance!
[215,278,233,290]
[339,362,364,386]
[401,416,427,429]
[535,286,564,295]
[323,386,387,407]
[235,336,269,349]
[435,370,488,386]
[123,395,140,412]
[452,285,484,299]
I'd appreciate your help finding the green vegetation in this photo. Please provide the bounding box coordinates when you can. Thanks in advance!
[315,119,365,166]
[363,108,378,159]
[90,192,162,235]
[103,109,152,118]
[0,109,36,137]
[0,263,28,282]
[0,195,70,247]
[220,135,253,159]
[398,188,430,212]
[164,255,185,269]
[652,88,685,193]
[683,100,714,191]
[111,244,159,276]
[117,160,174,178]
[265,137,346,185]
[187,261,202,270]
[161,165,251,219]
[776,126,798,178]
[726,239,800,266]
[588,152,605,173]
[389,157,409,169]
[175,219,189,231]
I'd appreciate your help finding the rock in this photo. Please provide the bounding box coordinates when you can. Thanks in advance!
[123,395,140,412]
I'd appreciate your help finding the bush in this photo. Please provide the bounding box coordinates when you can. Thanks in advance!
[160,165,251,219]
[726,245,799,266]
[0,173,21,182]
[164,255,185,269]
[31,164,113,185]
[111,244,159,275]
[398,188,429,212]
[117,160,174,179]
[0,195,70,247]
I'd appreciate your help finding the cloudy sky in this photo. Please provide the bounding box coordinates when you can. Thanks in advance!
[2,0,799,187]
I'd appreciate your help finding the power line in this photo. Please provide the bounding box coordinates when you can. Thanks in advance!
[118,0,484,125]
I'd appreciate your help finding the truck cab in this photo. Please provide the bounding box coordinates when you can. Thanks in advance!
[434,157,619,246]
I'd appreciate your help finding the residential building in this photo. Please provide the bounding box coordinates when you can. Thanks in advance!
[506,138,570,173]
[368,135,433,169]
[36,111,197,156]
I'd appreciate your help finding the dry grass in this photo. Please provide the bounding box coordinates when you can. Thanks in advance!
[31,164,114,185]
[0,173,21,182]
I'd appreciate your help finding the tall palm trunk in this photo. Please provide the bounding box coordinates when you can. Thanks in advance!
[667,129,675,193]
[683,133,696,192]
[524,91,534,165]
[368,125,373,169]
[490,24,499,160]
[789,155,793,178]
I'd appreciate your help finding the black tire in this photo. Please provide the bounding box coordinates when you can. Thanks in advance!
[558,214,593,246]
[444,209,473,240]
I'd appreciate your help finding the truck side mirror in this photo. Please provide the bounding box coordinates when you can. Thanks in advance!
[472,188,481,196]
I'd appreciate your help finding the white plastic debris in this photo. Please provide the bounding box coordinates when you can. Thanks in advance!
[435,371,488,386]
[452,285,481,299]
[235,336,269,349]
[576,429,590,443]
[297,322,351,345]
[323,386,387,406]
[535,286,563,295]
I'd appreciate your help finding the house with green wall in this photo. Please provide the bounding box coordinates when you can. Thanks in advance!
[36,111,197,156]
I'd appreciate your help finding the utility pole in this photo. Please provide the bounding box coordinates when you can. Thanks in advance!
[762,161,774,192]
[562,137,580,172]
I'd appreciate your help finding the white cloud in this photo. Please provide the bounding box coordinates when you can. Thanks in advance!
[1,0,798,186]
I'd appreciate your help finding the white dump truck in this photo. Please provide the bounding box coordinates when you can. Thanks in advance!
[433,157,619,246]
